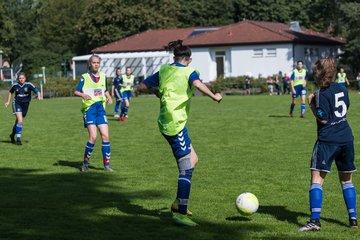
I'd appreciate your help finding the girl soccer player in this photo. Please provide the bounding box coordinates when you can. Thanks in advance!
[118,67,134,122]
[289,60,307,118]
[111,67,122,118]
[74,55,113,172]
[4,72,41,145]
[299,58,357,231]
[139,40,222,226]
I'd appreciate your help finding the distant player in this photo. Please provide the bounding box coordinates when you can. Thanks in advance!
[119,67,134,122]
[299,58,357,231]
[138,40,222,226]
[111,67,122,118]
[336,67,350,88]
[74,54,113,172]
[4,72,41,145]
[289,60,307,118]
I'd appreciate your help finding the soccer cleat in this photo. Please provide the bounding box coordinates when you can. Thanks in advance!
[118,117,122,122]
[103,166,114,172]
[122,116,128,122]
[172,212,197,227]
[289,112,293,118]
[9,134,15,144]
[81,163,89,172]
[114,114,119,118]
[171,200,193,216]
[298,219,321,232]
[350,218,358,228]
[15,140,22,146]
[300,114,305,118]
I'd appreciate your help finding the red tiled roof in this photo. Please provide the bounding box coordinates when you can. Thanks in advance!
[92,20,345,53]
[184,20,345,46]
[92,27,206,53]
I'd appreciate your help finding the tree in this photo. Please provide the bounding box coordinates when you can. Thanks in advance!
[0,0,16,60]
[178,0,234,27]
[78,0,181,51]
[339,2,360,73]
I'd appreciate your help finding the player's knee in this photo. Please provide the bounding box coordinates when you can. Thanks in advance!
[125,101,129,107]
[101,134,109,142]
[89,135,97,143]
[191,152,198,166]
[17,119,23,125]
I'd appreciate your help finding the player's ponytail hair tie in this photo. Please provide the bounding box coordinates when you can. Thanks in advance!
[166,39,191,58]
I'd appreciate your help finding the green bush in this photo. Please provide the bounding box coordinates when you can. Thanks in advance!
[208,76,267,94]
[32,77,79,98]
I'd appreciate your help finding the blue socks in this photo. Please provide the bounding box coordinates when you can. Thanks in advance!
[342,183,357,219]
[290,103,295,114]
[83,142,94,165]
[15,124,23,141]
[301,103,306,115]
[309,182,357,221]
[177,168,194,215]
[114,100,120,114]
[102,141,111,167]
[310,183,323,220]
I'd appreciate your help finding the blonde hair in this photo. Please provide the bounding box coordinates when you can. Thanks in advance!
[313,58,337,88]
[88,54,101,65]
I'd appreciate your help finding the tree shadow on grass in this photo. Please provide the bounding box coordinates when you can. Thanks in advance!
[0,168,266,240]
[268,115,291,118]
[54,160,104,171]
[258,205,348,227]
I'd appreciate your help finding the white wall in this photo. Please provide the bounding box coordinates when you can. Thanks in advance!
[190,48,214,82]
[294,44,340,72]
[230,43,294,79]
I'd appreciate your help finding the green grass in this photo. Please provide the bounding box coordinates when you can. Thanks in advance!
[1,94,360,239]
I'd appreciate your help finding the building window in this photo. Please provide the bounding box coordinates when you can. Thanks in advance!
[266,48,276,57]
[215,51,226,78]
[253,49,263,57]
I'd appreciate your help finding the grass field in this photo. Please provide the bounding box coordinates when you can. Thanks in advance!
[1,94,360,240]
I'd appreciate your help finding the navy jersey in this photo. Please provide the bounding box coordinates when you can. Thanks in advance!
[112,76,122,91]
[315,83,353,144]
[10,82,39,103]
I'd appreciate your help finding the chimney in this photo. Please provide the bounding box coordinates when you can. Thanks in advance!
[289,21,302,32]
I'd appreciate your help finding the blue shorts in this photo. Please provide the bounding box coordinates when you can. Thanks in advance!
[83,102,108,128]
[292,85,306,98]
[12,101,29,118]
[121,90,132,101]
[163,128,192,159]
[310,141,356,173]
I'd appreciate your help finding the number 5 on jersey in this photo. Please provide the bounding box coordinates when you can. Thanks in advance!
[334,92,347,118]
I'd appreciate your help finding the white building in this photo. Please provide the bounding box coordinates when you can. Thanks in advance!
[72,20,344,81]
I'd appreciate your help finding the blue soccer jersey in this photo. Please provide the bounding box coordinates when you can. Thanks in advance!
[314,82,353,144]
[10,82,39,103]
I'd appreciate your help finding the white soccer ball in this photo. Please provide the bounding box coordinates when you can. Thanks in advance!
[235,192,259,215]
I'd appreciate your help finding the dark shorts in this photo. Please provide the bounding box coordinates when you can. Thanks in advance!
[163,127,192,159]
[292,85,306,98]
[114,88,122,101]
[121,90,132,101]
[310,140,356,173]
[338,82,347,88]
[83,102,108,128]
[12,101,29,118]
